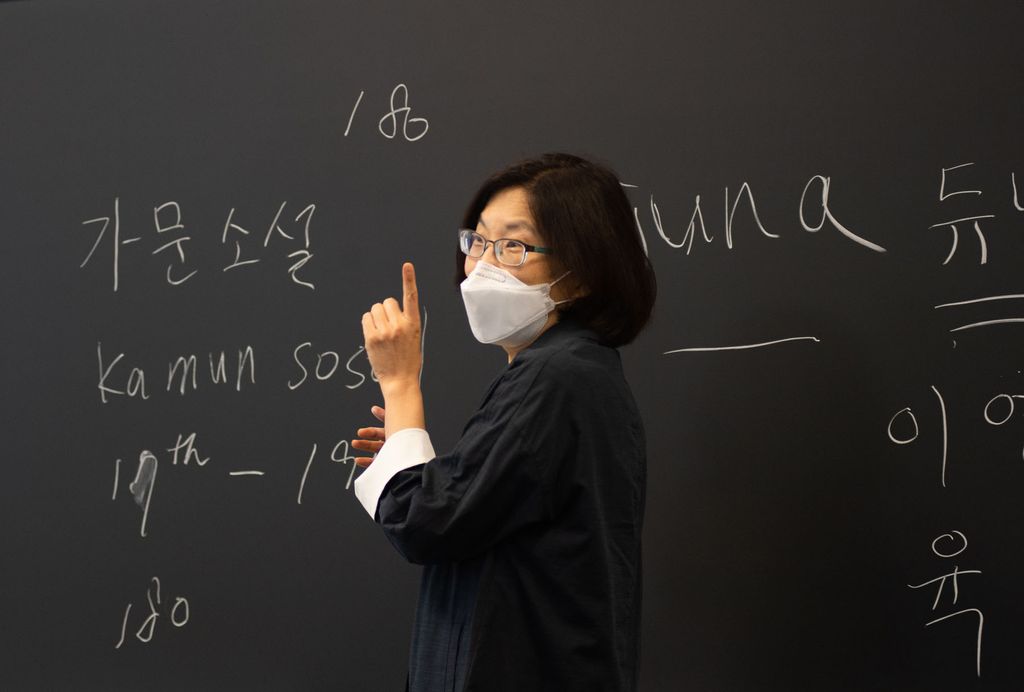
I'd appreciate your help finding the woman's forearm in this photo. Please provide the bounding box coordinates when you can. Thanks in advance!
[380,378,426,439]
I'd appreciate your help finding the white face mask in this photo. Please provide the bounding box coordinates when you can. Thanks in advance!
[460,262,572,348]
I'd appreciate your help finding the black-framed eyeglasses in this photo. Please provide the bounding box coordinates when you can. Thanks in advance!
[458,229,553,267]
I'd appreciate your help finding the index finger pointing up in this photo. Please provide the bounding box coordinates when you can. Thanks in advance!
[402,262,420,322]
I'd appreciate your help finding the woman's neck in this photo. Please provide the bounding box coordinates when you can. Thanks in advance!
[504,313,560,363]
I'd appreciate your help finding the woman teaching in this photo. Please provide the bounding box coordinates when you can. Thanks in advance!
[352,153,656,692]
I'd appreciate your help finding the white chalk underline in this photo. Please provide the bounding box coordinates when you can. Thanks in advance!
[664,336,820,354]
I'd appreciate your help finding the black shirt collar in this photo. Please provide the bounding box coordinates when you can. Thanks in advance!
[522,317,598,354]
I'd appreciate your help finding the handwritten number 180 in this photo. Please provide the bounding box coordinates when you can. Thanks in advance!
[345,83,429,142]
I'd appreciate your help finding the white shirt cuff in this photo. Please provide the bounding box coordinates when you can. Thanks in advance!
[353,427,435,519]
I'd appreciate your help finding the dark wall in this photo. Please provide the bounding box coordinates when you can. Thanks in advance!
[2,1,1022,689]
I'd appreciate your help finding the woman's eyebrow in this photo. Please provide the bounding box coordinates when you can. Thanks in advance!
[478,217,536,232]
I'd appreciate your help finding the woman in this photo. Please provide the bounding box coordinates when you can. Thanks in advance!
[353,153,656,692]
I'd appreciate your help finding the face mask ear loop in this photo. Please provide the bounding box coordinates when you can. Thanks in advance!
[550,270,572,286]
[551,270,575,306]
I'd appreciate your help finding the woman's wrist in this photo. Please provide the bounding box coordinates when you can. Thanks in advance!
[380,378,426,437]
[380,376,421,399]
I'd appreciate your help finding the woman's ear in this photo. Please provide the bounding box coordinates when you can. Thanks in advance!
[563,275,588,301]
[572,280,589,300]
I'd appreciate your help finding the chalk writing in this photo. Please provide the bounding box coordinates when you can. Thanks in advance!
[907,531,984,677]
[107,430,374,536]
[663,336,820,354]
[288,342,377,390]
[223,202,316,289]
[627,180,776,254]
[377,83,429,142]
[626,163,1024,263]
[128,450,157,538]
[81,197,132,292]
[890,376,1001,677]
[112,440,210,537]
[887,386,949,487]
[340,83,429,141]
[888,374,1024,484]
[930,162,1024,265]
[167,433,210,466]
[152,201,197,285]
[297,438,359,504]
[624,174,886,254]
[96,342,256,404]
[932,163,993,265]
[115,576,191,649]
[935,293,1024,334]
[80,199,317,291]
[799,175,886,252]
[344,90,364,137]
[95,340,385,404]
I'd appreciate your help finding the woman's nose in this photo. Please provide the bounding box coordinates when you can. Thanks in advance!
[465,248,499,275]
[478,243,501,266]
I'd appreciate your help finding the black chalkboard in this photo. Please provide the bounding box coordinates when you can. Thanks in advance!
[3,1,1022,690]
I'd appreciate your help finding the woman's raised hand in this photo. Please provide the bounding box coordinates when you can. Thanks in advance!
[352,405,386,467]
[361,262,422,388]
[360,262,427,441]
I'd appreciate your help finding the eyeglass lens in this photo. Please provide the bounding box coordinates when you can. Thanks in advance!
[461,231,527,266]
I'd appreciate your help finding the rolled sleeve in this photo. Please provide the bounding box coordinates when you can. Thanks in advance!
[353,427,435,520]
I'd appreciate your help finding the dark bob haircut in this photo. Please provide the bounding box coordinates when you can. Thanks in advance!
[456,152,656,347]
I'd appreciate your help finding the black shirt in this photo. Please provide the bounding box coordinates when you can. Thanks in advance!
[373,319,646,692]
